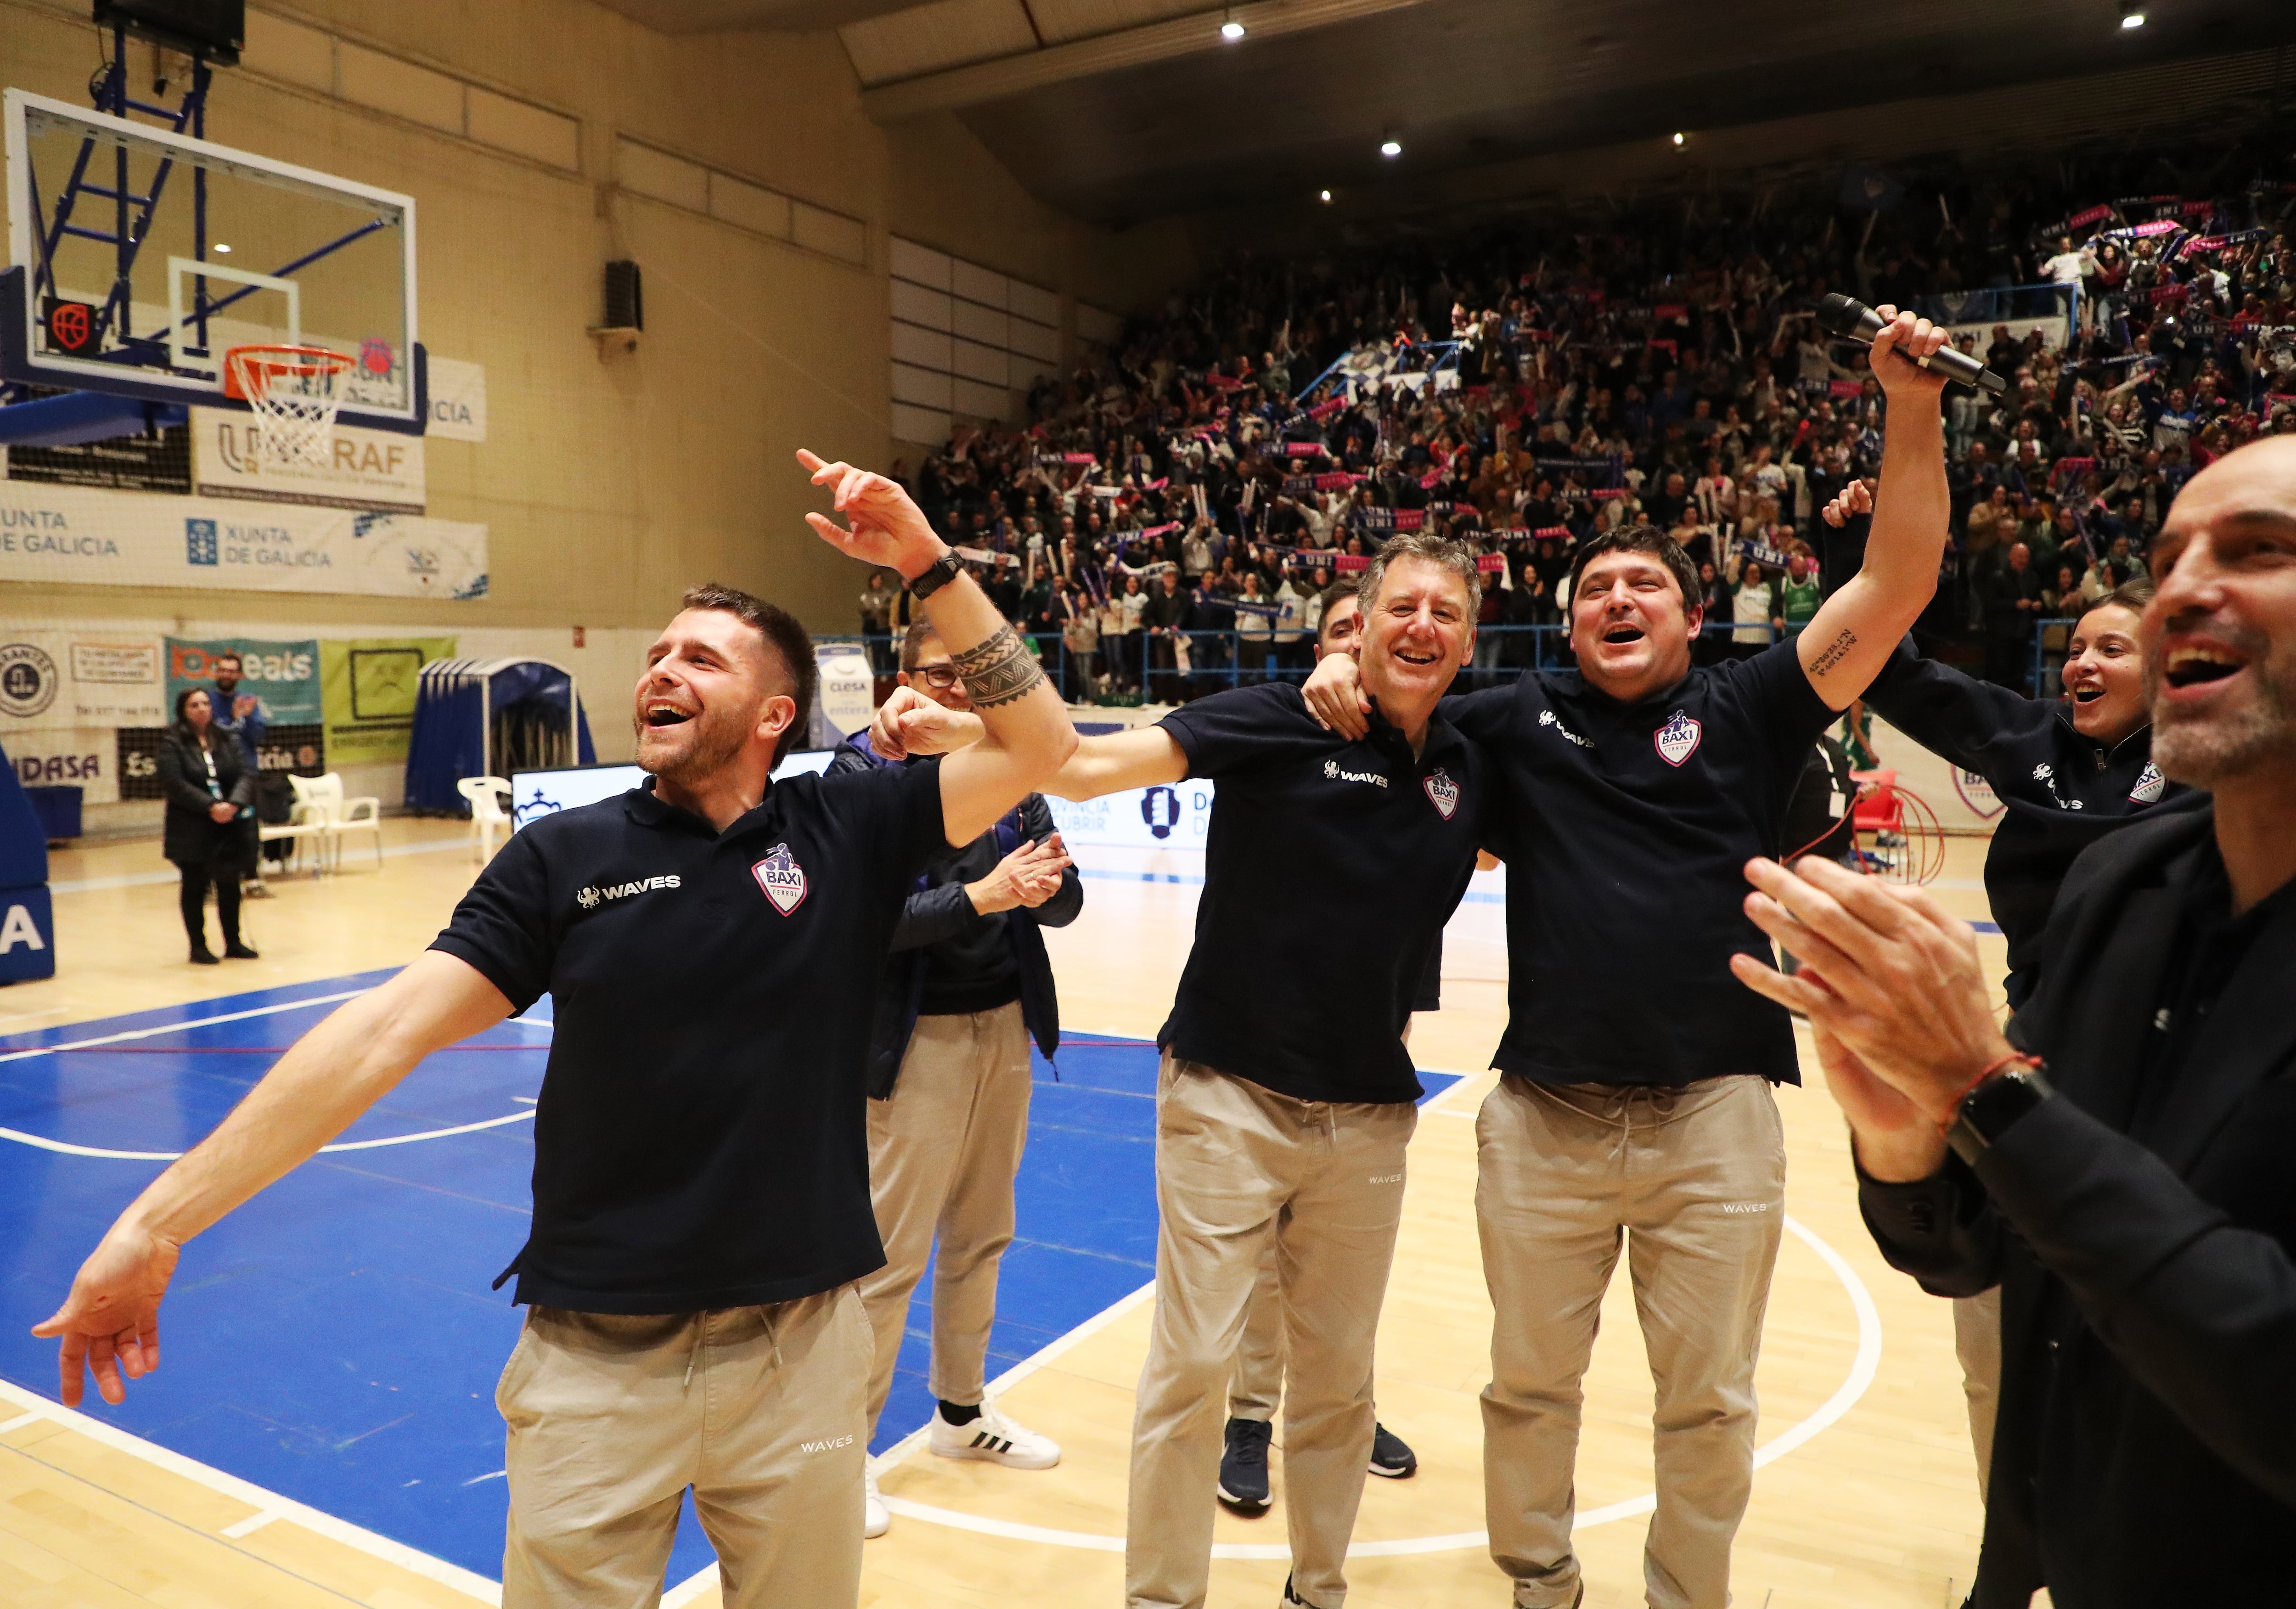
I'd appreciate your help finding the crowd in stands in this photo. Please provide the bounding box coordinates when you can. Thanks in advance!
[875,131,2296,704]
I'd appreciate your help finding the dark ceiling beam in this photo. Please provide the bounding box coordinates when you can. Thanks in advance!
[859,0,1432,122]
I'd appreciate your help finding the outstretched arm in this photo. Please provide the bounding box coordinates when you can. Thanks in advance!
[865,688,1186,803]
[800,450,1077,845]
[33,952,512,1406]
[1794,308,1952,712]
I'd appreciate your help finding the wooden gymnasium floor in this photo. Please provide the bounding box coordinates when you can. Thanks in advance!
[0,812,2015,1609]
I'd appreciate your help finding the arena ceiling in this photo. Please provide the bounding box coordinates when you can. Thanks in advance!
[599,0,2293,226]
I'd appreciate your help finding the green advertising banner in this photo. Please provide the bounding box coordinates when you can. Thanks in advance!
[321,637,456,765]
[164,637,322,725]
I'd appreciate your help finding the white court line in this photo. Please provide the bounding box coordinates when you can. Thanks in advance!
[0,1410,44,1433]
[50,835,474,895]
[855,1213,1882,1559]
[0,1378,500,1603]
[0,1107,536,1162]
[219,1508,285,1538]
[0,988,372,1063]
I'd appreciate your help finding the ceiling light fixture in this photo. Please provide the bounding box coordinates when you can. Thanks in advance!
[1671,132,1686,146]
[1380,138,1402,158]
[2120,8,2144,25]
[1221,17,1246,40]
[1319,189,1333,203]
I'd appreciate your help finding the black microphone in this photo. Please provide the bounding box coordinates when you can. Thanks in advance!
[1814,293,2006,394]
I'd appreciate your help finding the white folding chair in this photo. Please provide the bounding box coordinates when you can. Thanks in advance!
[458,776,512,862]
[264,776,333,875]
[293,772,384,871]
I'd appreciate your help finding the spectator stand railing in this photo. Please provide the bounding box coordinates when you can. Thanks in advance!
[833,622,1800,713]
[2030,616,2082,701]
[1292,340,1465,410]
[1903,281,2078,352]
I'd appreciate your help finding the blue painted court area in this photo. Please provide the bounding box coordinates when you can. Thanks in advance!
[0,972,1458,1586]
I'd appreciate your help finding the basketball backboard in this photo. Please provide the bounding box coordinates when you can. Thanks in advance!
[2,89,422,433]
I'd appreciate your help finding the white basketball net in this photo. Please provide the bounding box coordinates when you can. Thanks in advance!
[225,346,352,472]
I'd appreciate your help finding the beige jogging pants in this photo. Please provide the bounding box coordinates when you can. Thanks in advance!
[857,1001,1033,1432]
[1126,1054,1415,1609]
[496,1287,871,1609]
[1953,1288,2003,1501]
[1477,1073,1785,1609]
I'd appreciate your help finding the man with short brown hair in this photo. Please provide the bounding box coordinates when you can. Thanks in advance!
[34,450,1078,1609]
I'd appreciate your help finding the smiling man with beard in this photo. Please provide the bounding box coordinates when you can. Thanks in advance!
[32,449,1077,1609]
[873,532,1489,1609]
[1733,433,2296,1608]
[1305,308,1954,1609]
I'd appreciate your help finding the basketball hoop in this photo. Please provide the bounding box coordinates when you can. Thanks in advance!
[224,345,354,472]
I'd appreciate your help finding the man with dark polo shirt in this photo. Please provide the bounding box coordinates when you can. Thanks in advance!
[32,449,1078,1609]
[1306,307,1956,1609]
[872,532,1488,1609]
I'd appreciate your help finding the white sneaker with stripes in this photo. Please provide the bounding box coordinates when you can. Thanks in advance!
[928,1399,1061,1469]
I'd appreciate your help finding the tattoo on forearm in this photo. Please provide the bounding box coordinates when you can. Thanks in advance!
[1808,629,1857,676]
[951,624,1047,708]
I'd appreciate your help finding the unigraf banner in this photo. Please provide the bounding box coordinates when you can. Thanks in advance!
[1044,780,1216,850]
[0,483,487,599]
[0,630,165,733]
[189,408,427,512]
[166,638,323,725]
[320,637,456,766]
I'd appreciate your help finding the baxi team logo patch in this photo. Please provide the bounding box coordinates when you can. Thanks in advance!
[1423,766,1460,820]
[1653,709,1702,767]
[752,843,808,914]
[2128,761,2166,805]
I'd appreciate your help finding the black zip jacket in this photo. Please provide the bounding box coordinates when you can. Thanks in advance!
[1862,641,2195,1006]
[829,734,1081,1097]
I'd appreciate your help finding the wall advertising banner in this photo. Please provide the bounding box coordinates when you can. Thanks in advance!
[4,728,123,804]
[189,409,428,512]
[166,638,323,726]
[0,483,487,599]
[1044,780,1216,850]
[426,357,488,443]
[118,723,324,800]
[0,630,166,733]
[320,637,457,766]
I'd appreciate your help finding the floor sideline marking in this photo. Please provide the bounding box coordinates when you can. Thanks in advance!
[0,1106,536,1161]
[0,1378,501,1603]
[857,1213,1882,1559]
[0,988,373,1063]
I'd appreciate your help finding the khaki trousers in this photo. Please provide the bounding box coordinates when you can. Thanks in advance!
[1477,1074,1785,1609]
[1127,1056,1416,1609]
[1953,1288,2002,1502]
[1229,1239,1287,1421]
[858,1001,1033,1432]
[497,1287,871,1609]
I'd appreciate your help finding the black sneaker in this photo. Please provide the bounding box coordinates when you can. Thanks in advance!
[1367,1422,1417,1479]
[1279,1572,1317,1608]
[1217,1416,1272,1513]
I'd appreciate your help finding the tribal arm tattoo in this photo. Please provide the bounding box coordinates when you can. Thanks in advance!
[951,623,1048,708]
[1806,628,1857,677]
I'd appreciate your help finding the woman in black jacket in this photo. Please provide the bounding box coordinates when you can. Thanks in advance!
[158,687,259,964]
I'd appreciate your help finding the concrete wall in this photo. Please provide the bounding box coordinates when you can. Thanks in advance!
[0,0,1194,652]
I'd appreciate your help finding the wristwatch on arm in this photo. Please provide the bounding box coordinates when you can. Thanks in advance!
[908,552,962,599]
[1946,1055,2055,1165]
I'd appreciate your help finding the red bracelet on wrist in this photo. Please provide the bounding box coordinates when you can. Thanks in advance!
[1941,1050,2041,1130]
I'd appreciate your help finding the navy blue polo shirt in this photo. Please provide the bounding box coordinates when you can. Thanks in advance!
[1158,682,1486,1104]
[1445,639,1835,1088]
[429,762,945,1314]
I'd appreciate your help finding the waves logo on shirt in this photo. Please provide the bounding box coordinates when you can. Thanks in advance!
[1423,767,1460,820]
[1653,710,1703,767]
[752,844,808,915]
[2129,761,2166,805]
